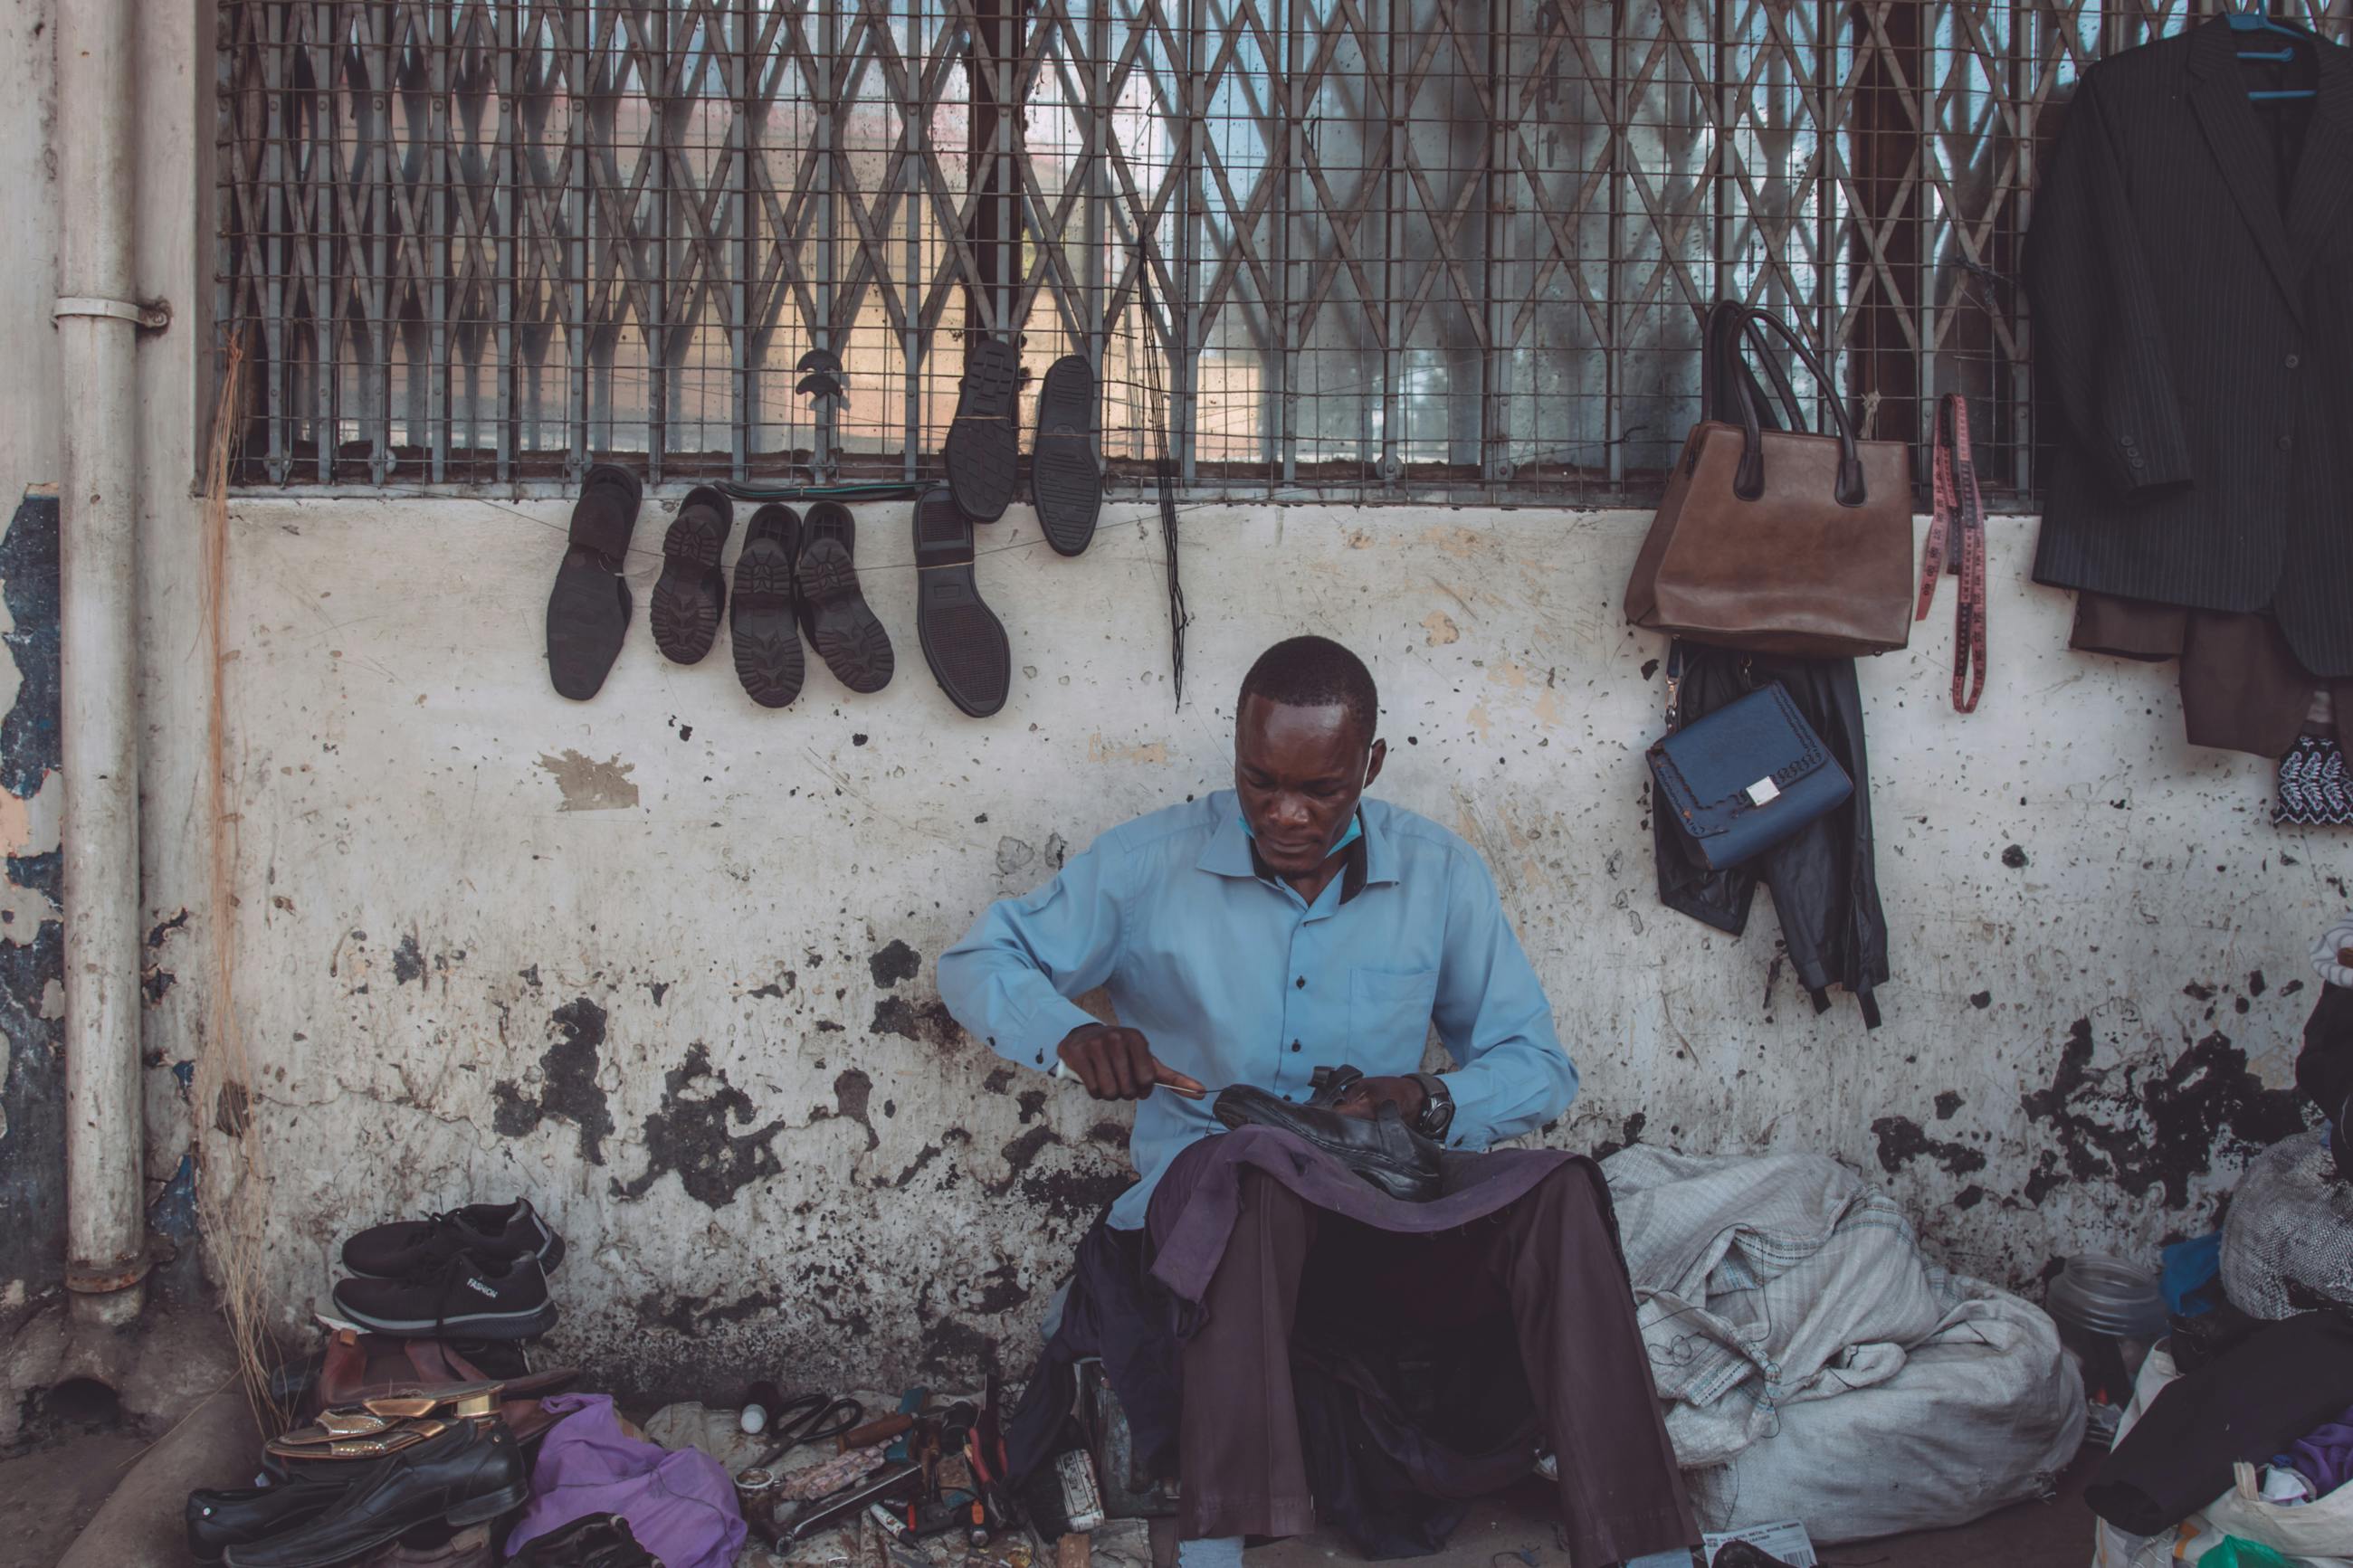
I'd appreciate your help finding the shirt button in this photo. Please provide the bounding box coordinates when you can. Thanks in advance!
[2280,433,2296,451]
[2287,353,2302,369]
[1295,976,1306,989]
[1291,1040,1302,1052]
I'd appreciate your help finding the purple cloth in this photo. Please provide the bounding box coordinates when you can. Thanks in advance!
[2287,1404,2353,1497]
[506,1393,746,1568]
[1144,1125,1582,1307]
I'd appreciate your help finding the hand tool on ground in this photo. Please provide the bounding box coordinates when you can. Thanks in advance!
[767,1462,927,1547]
[749,1390,865,1473]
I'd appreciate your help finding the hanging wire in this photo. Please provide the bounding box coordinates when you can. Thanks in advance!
[1132,265,1191,709]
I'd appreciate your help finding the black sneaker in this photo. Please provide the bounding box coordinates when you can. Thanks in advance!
[331,1253,557,1342]
[342,1199,566,1279]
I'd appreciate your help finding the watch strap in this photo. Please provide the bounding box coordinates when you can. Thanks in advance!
[1408,1072,1453,1140]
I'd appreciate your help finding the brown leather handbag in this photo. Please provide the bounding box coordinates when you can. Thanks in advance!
[1624,306,1914,658]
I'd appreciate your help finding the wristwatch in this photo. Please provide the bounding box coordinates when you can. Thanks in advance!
[1407,1072,1454,1142]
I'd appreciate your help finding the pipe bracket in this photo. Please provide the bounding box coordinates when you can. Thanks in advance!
[53,295,173,333]
[64,1238,158,1295]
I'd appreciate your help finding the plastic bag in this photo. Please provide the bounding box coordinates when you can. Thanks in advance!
[2205,1463,2353,1563]
[2200,1539,2298,1568]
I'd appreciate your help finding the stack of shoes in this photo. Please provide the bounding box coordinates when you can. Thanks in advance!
[329,1198,567,1342]
[187,1388,529,1567]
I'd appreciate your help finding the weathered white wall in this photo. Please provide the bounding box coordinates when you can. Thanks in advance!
[203,493,2335,1391]
[0,0,2335,1387]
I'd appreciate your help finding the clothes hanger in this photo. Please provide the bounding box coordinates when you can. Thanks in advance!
[2226,2,2318,101]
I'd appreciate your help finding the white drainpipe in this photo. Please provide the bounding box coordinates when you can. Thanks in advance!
[54,0,148,1326]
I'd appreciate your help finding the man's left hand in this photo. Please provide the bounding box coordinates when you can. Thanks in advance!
[1331,1074,1426,1122]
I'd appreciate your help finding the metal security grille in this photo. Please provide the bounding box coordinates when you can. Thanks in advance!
[214,1,2352,502]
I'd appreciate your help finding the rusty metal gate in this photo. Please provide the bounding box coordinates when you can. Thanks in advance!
[213,1,2350,502]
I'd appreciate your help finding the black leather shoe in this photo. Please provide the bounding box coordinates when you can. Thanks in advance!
[225,1421,528,1568]
[186,1474,354,1564]
[515,1512,661,1566]
[1213,1063,1444,1202]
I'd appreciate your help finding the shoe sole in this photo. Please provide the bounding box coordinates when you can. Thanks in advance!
[914,487,1011,718]
[546,554,631,701]
[222,1482,529,1568]
[801,537,895,694]
[1031,355,1101,556]
[944,337,1019,523]
[325,1295,560,1341]
[649,488,732,663]
[731,537,805,708]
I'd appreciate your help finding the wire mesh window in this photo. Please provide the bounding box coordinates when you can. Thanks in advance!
[214,0,2352,502]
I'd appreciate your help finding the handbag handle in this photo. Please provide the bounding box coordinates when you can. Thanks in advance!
[1703,299,1808,434]
[1726,308,1868,508]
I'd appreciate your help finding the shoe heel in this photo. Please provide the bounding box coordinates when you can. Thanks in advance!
[445,1481,530,1527]
[538,1231,567,1274]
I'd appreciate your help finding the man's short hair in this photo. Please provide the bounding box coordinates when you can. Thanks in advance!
[1238,636,1378,738]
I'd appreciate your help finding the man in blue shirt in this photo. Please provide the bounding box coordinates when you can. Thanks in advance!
[940,637,1694,1568]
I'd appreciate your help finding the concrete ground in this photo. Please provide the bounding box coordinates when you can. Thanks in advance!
[3,1411,2095,1568]
[1253,1457,2094,1568]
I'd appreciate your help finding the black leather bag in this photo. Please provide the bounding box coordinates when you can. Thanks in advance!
[1649,647,1853,872]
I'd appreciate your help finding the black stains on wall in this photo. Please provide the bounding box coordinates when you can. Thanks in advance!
[1872,1115,1987,1176]
[0,493,62,1300]
[1016,1089,1048,1125]
[2020,1016,2310,1207]
[870,994,966,1051]
[982,1069,1014,1095]
[869,940,921,989]
[492,998,618,1165]
[392,934,425,985]
[918,1316,1002,1381]
[616,1044,788,1209]
[2001,844,2030,869]
[829,1068,878,1151]
[1594,1111,1648,1162]
[1934,1090,1964,1120]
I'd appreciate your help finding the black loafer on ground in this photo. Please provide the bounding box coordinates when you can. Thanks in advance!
[1213,1066,1444,1202]
[649,485,734,663]
[545,465,643,701]
[342,1199,565,1279]
[730,504,806,708]
[330,1253,557,1341]
[913,485,1011,717]
[797,501,894,693]
[514,1513,661,1566]
[224,1422,528,1568]
[1030,354,1102,556]
[943,337,1020,522]
[188,1474,356,1564]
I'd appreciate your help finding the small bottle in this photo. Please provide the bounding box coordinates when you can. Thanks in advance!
[741,1380,786,1435]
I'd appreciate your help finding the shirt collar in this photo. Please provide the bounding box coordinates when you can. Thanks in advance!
[1196,794,1401,903]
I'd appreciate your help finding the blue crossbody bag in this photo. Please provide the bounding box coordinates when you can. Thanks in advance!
[1647,644,1853,871]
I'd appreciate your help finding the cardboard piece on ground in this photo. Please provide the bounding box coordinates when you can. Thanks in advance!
[1702,1521,1819,1567]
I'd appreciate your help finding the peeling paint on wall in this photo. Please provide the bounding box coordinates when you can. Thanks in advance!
[537,749,640,812]
[0,493,62,1302]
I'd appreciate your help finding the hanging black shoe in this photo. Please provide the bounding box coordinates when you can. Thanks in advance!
[342,1199,565,1279]
[188,1473,357,1565]
[649,486,735,663]
[331,1252,557,1341]
[224,1421,528,1568]
[545,465,643,701]
[731,504,806,709]
[943,337,1020,523]
[797,501,895,694]
[1030,355,1101,556]
[912,486,1011,717]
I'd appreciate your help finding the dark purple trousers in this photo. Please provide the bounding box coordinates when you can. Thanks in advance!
[1146,1131,1696,1568]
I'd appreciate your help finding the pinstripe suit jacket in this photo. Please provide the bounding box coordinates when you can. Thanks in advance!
[2026,19,2353,677]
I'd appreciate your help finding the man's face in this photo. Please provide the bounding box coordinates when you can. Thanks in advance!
[1234,694,1387,878]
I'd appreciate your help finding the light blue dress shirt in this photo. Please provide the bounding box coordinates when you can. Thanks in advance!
[936,790,1579,1230]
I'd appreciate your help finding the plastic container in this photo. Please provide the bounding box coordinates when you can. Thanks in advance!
[2047,1254,2170,1337]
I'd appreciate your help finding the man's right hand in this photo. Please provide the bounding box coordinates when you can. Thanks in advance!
[1056,1024,1206,1102]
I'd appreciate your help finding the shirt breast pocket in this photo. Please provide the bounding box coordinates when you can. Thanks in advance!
[1348,966,1442,1071]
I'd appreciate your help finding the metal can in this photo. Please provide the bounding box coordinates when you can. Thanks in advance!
[1053,1449,1106,1534]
